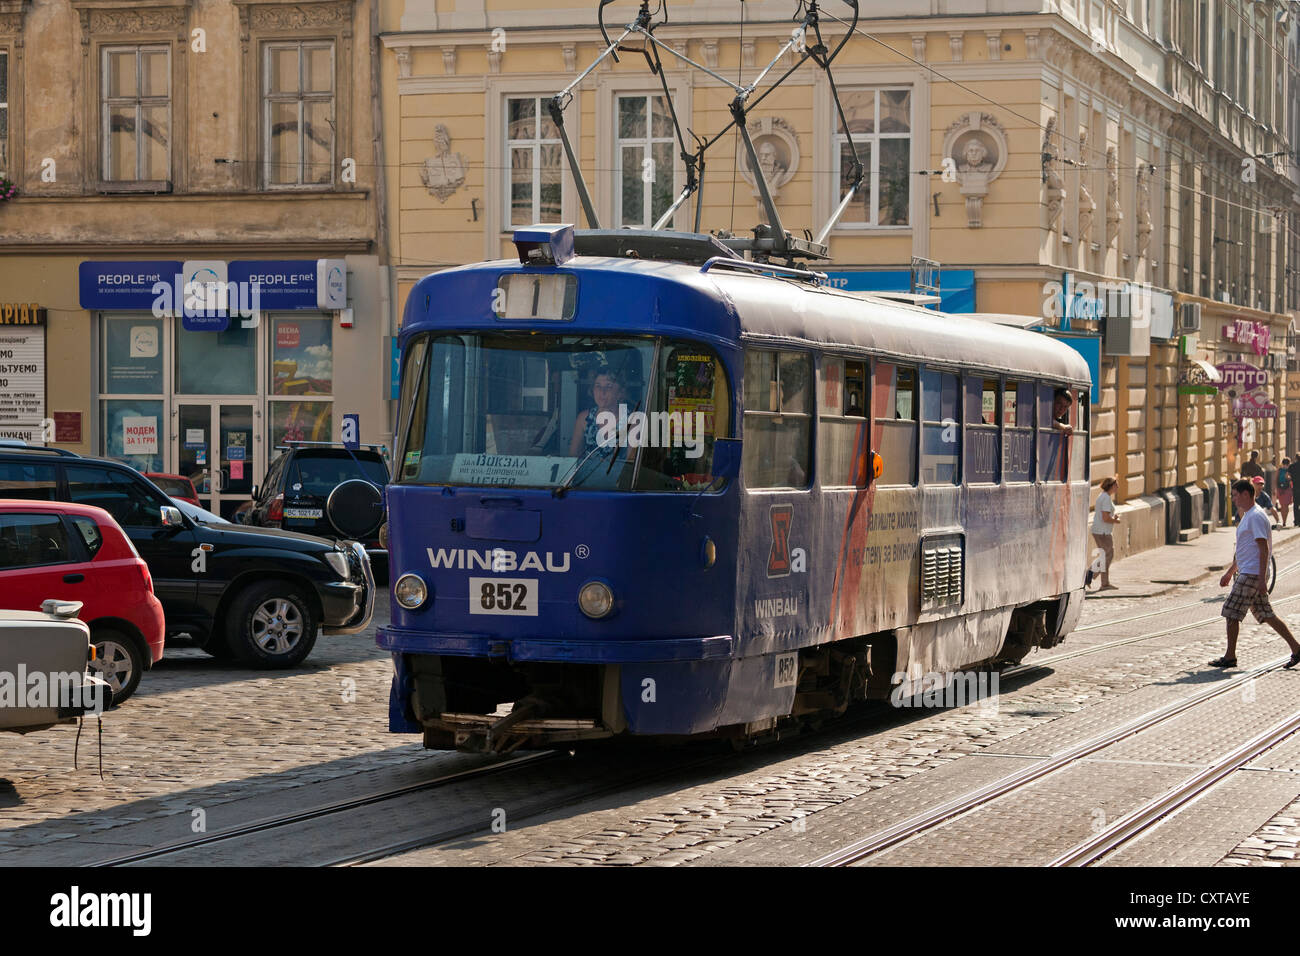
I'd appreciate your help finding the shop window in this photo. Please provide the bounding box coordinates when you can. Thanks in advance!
[819,356,869,487]
[264,41,335,187]
[271,317,332,395]
[103,317,164,394]
[271,401,333,450]
[964,375,999,484]
[742,349,812,489]
[176,325,256,395]
[102,45,171,183]
[505,96,562,228]
[920,368,959,485]
[101,399,164,473]
[871,362,917,485]
[1002,379,1034,482]
[616,94,676,229]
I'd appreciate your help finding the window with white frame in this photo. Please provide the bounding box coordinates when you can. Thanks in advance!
[505,96,562,228]
[264,41,335,187]
[616,94,676,228]
[0,50,8,176]
[102,46,171,182]
[834,88,911,227]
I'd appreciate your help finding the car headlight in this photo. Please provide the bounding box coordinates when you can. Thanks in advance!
[394,573,428,609]
[578,580,614,619]
[324,550,351,580]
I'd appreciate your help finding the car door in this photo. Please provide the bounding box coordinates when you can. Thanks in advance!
[0,511,94,612]
[63,464,199,620]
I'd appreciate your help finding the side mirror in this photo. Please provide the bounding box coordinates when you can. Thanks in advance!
[160,505,185,528]
[251,485,259,500]
[710,438,742,480]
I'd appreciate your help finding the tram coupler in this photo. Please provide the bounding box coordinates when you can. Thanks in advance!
[461,697,548,753]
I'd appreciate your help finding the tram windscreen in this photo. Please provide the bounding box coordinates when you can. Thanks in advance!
[395,333,730,491]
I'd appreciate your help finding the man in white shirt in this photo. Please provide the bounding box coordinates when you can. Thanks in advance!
[1215,479,1300,668]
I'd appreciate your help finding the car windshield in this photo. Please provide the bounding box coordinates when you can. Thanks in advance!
[152,477,192,497]
[395,332,730,491]
[171,497,228,524]
[285,452,389,496]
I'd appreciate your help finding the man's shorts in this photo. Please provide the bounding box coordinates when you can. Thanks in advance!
[1222,574,1275,623]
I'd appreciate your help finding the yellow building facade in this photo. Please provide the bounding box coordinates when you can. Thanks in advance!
[1,0,390,519]
[386,1,1292,556]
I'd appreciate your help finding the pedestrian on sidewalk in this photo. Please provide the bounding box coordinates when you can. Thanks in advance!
[1288,453,1300,526]
[1241,450,1265,482]
[1090,476,1120,590]
[1278,458,1293,528]
[1251,476,1284,528]
[1213,478,1300,669]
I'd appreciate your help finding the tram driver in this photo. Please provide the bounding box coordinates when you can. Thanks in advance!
[568,366,628,459]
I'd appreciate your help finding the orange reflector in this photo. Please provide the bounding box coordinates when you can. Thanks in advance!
[89,645,96,662]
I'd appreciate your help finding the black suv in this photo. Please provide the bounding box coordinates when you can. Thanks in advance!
[247,442,389,582]
[0,446,374,673]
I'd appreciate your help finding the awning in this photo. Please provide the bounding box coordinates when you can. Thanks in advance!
[1191,359,1222,382]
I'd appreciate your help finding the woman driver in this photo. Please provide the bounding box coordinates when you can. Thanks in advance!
[568,367,626,458]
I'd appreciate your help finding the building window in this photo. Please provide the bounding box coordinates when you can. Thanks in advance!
[264,41,334,187]
[102,46,171,182]
[505,96,562,228]
[835,88,911,227]
[0,50,8,177]
[615,94,675,228]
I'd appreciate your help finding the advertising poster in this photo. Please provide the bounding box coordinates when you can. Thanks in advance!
[123,416,159,455]
[272,318,332,396]
[271,401,332,449]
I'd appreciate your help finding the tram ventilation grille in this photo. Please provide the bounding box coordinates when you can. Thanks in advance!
[921,534,964,610]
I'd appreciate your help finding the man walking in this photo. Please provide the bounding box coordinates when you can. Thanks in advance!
[1215,478,1300,669]
[1241,450,1264,481]
[1287,453,1300,527]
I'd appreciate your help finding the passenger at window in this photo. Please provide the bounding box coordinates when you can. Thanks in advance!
[1052,388,1073,436]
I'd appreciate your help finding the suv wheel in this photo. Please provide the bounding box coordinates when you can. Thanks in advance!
[91,629,143,704]
[225,581,318,667]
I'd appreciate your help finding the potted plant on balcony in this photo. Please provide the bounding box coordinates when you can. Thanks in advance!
[0,177,16,202]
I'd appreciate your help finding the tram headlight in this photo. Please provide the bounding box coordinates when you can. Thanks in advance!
[394,574,428,609]
[578,580,615,619]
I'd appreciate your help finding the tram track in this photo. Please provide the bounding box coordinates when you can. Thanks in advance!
[806,654,1297,867]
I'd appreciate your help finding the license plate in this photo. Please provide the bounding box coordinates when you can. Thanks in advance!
[283,508,323,519]
[468,577,537,616]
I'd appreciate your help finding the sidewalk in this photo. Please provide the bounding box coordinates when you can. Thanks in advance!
[1086,523,1300,600]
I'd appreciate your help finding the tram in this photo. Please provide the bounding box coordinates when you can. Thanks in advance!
[377,224,1092,752]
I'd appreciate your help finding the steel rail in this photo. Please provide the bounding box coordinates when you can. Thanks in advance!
[806,654,1292,867]
[1050,708,1300,866]
[90,751,557,866]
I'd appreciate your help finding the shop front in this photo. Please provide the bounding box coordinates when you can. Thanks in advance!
[79,258,384,520]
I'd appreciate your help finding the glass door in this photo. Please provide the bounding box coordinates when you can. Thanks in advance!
[175,402,259,521]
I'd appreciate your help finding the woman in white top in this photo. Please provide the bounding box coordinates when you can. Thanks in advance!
[1091,476,1121,590]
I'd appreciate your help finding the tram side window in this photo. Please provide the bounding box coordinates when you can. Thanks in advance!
[1070,388,1090,482]
[1037,382,1069,483]
[872,362,917,485]
[964,375,1000,484]
[819,356,870,486]
[633,344,731,492]
[743,349,812,489]
[920,368,960,485]
[1002,379,1034,482]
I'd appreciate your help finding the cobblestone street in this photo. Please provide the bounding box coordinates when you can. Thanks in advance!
[4,528,1300,867]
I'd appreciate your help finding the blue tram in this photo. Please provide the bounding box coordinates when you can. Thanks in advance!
[377,226,1092,752]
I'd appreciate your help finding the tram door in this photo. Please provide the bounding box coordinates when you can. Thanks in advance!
[175,402,259,520]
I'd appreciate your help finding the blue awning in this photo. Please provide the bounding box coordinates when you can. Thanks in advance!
[822,269,976,313]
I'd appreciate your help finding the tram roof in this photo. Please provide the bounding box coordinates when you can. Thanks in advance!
[405,254,1091,387]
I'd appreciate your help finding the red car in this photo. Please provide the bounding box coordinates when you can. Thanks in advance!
[0,500,165,703]
[145,473,200,505]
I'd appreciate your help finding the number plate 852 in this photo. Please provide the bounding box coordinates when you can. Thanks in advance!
[468,577,537,616]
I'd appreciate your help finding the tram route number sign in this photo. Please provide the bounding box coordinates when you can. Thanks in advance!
[468,577,537,616]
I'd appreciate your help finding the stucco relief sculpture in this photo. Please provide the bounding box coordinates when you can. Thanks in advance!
[1135,165,1153,259]
[1042,117,1065,234]
[1076,129,1096,247]
[942,111,1007,228]
[1105,147,1122,248]
[419,124,467,202]
[736,117,799,217]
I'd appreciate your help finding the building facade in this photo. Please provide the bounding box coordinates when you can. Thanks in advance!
[0,0,392,519]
